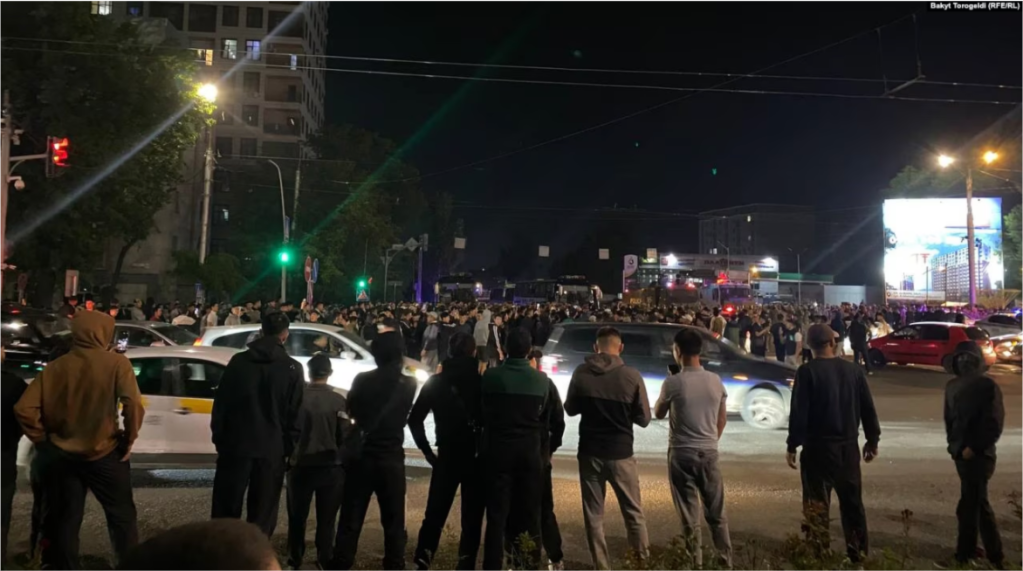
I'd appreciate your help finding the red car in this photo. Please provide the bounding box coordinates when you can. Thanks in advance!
[868,322,996,374]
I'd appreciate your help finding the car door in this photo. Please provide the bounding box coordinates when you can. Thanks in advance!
[697,333,744,412]
[128,357,176,454]
[171,358,224,454]
[917,325,950,365]
[881,325,920,363]
[617,329,663,407]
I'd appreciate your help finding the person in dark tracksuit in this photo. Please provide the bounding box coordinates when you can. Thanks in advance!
[786,324,880,564]
[409,332,486,570]
[480,328,557,570]
[332,332,417,571]
[211,312,304,537]
[1,361,26,562]
[943,360,1005,569]
[287,354,349,570]
[528,348,566,570]
[847,313,872,375]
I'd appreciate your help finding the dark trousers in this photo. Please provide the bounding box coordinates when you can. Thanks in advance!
[851,343,872,373]
[211,454,285,537]
[954,456,1003,564]
[774,343,786,362]
[287,465,344,568]
[483,448,542,570]
[799,441,868,562]
[414,448,485,570]
[332,454,406,570]
[36,445,138,570]
[2,450,15,561]
[540,462,563,564]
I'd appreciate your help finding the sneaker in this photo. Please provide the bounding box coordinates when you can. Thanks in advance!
[549,561,565,571]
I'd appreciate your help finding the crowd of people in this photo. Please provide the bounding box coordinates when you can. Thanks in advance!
[0,294,1011,570]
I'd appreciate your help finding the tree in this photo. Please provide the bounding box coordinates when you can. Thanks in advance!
[171,251,245,302]
[2,2,209,304]
[1005,204,1022,290]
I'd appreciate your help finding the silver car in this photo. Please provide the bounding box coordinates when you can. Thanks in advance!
[974,313,1022,338]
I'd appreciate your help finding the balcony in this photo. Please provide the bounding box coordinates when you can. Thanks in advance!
[263,108,302,136]
[264,76,303,103]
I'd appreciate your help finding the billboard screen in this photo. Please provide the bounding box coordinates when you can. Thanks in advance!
[883,198,1003,301]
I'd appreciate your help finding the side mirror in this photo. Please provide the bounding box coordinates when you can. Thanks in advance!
[340,350,356,361]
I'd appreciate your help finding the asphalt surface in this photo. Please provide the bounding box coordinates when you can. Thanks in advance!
[6,363,1021,569]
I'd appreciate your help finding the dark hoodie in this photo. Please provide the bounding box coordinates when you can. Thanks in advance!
[408,356,482,463]
[211,334,304,459]
[565,353,651,460]
[14,311,144,460]
[347,332,417,457]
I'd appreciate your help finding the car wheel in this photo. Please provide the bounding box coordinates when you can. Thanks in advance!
[740,388,786,430]
[868,349,887,369]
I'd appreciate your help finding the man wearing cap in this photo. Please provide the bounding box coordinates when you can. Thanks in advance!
[286,353,349,570]
[211,312,304,537]
[786,323,880,564]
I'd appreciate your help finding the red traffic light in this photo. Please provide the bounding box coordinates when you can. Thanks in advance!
[51,137,69,167]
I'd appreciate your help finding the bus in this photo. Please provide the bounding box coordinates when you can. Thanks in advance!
[513,276,593,305]
[434,274,481,303]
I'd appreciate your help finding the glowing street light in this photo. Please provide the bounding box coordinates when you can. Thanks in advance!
[983,150,998,164]
[198,83,218,103]
[937,154,955,168]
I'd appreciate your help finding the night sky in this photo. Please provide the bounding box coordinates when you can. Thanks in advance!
[324,3,1021,274]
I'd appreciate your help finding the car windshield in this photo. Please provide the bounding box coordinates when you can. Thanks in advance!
[2,311,70,344]
[150,323,199,345]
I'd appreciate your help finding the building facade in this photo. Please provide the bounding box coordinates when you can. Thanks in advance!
[929,241,997,301]
[97,1,328,301]
[698,204,815,274]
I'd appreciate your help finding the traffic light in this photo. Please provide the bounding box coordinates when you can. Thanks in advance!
[46,136,69,178]
[278,248,291,264]
[357,278,367,288]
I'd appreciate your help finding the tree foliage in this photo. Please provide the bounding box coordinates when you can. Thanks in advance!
[1004,204,1022,290]
[1,2,209,302]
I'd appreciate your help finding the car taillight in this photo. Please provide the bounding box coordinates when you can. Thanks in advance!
[193,338,203,346]
[540,355,559,375]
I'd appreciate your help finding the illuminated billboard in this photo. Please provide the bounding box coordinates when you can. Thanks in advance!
[883,198,1003,300]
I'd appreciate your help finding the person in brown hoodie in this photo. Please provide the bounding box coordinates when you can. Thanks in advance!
[14,310,144,569]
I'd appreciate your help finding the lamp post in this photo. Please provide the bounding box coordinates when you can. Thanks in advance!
[266,159,288,303]
[937,150,999,308]
[196,83,218,265]
[787,247,809,305]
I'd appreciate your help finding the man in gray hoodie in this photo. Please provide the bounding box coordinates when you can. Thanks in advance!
[565,326,651,569]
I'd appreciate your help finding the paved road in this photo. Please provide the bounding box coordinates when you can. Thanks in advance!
[6,364,1021,569]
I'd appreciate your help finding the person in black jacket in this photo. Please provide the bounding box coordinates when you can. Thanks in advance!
[409,332,485,570]
[528,348,566,571]
[332,332,417,570]
[847,312,872,375]
[943,359,1005,568]
[210,311,304,537]
[1,359,27,562]
[286,354,349,570]
[786,324,880,564]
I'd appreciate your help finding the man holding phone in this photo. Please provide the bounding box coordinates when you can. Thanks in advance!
[786,323,880,565]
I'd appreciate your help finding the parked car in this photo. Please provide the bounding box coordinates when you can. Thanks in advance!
[114,321,199,350]
[991,332,1022,364]
[196,322,432,392]
[540,322,796,430]
[974,313,1022,338]
[867,322,995,374]
[1,307,71,379]
[18,346,238,465]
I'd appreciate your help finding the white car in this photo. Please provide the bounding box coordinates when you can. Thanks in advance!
[18,346,237,464]
[195,322,432,391]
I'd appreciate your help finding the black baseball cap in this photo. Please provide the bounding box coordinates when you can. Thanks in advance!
[308,353,333,378]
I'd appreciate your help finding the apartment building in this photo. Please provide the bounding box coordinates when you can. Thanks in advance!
[96,1,328,301]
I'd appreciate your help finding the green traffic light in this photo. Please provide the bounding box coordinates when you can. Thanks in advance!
[357,279,366,288]
[279,251,290,263]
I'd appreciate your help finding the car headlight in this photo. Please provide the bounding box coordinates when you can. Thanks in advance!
[786,378,795,388]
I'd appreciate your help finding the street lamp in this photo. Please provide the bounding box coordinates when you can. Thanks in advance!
[197,83,218,267]
[937,150,1000,308]
[266,160,288,303]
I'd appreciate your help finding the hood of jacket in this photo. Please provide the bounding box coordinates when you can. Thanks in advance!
[473,310,492,345]
[583,353,625,375]
[247,334,290,363]
[71,311,114,351]
[440,356,481,384]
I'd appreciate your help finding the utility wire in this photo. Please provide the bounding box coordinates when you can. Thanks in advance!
[3,34,1021,91]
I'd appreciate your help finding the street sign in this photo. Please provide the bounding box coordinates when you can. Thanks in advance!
[356,289,370,302]
[405,237,419,251]
[454,237,466,250]
[598,248,610,260]
[311,258,319,284]
[538,245,550,258]
[304,256,313,283]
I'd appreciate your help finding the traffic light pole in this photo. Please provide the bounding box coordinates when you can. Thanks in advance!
[198,125,215,264]
[267,160,288,304]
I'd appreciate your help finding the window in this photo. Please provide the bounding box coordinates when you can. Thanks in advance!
[245,40,261,60]
[221,39,238,60]
[287,331,350,358]
[287,84,298,102]
[242,71,260,94]
[987,315,1019,326]
[893,327,920,340]
[91,1,112,15]
[246,7,264,28]
[180,360,225,399]
[239,138,258,157]
[214,136,233,158]
[221,5,239,26]
[126,2,143,17]
[149,3,184,29]
[290,54,298,71]
[619,332,655,357]
[187,4,216,32]
[214,204,230,223]
[242,105,259,126]
[261,142,299,158]
[131,358,177,396]
[215,108,233,125]
[268,10,302,37]
[210,331,257,349]
[558,328,595,354]
[919,325,951,341]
